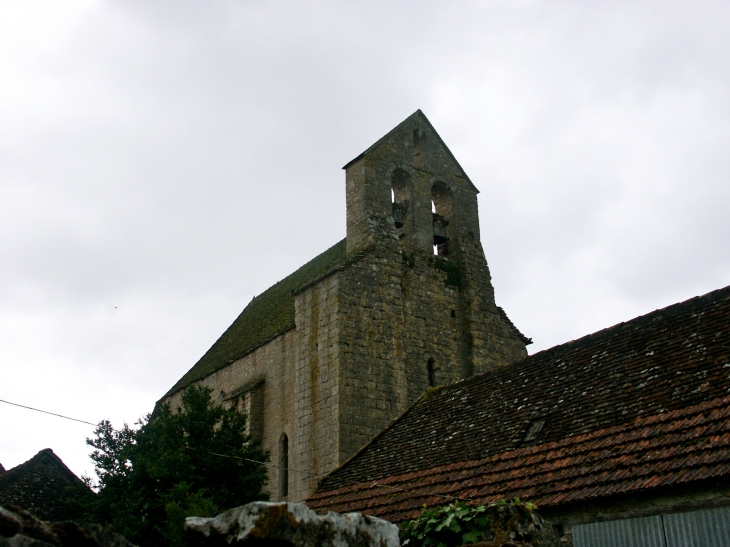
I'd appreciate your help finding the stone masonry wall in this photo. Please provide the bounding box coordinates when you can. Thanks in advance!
[343,112,528,378]
[336,248,465,461]
[291,273,341,501]
[289,244,483,500]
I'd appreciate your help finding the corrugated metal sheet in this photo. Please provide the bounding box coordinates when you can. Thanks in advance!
[664,507,730,547]
[573,515,666,547]
[573,507,730,547]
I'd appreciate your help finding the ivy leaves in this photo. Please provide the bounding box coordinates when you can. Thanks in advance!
[401,500,537,547]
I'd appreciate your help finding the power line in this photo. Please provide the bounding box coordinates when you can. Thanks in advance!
[183,446,326,482]
[0,398,97,426]
[0,398,487,505]
[0,396,326,482]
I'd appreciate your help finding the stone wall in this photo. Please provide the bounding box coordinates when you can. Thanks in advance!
[291,273,342,501]
[185,502,400,547]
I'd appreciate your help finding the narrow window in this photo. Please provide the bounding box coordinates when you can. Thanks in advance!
[391,168,410,231]
[279,433,289,498]
[427,358,435,387]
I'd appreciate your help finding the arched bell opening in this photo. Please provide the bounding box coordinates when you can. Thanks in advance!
[391,168,411,238]
[432,181,452,256]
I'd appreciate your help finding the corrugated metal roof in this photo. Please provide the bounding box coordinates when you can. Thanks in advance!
[573,507,730,547]
[573,515,667,547]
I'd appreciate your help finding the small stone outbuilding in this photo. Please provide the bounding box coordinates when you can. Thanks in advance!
[308,285,730,546]
[0,449,92,522]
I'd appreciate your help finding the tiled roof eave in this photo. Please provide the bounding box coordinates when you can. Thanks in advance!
[308,393,730,522]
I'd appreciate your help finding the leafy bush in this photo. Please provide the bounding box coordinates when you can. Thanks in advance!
[400,500,539,547]
[85,385,269,547]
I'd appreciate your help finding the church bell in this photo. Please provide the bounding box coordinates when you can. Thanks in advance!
[392,202,406,229]
[433,213,448,245]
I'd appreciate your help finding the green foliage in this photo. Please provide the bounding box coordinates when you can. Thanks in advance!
[57,481,96,522]
[400,500,538,547]
[402,251,416,269]
[417,386,442,405]
[85,385,269,547]
[431,259,461,288]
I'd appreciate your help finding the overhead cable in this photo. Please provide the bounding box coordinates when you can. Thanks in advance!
[0,398,97,426]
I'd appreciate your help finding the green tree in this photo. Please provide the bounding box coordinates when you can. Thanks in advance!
[86,385,269,547]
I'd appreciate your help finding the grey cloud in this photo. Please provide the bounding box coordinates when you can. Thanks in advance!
[1,0,729,477]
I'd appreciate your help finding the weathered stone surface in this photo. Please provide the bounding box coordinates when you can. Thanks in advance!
[0,506,136,547]
[184,502,399,547]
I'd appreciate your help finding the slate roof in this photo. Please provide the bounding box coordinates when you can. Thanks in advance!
[308,285,730,521]
[0,449,91,521]
[164,238,347,398]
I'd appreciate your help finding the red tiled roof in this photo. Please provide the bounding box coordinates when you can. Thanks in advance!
[308,285,730,522]
[308,395,730,523]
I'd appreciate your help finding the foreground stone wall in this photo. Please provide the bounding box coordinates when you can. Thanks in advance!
[1,501,559,547]
[0,505,136,547]
[186,502,399,547]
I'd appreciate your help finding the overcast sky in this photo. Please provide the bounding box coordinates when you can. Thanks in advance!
[2,0,729,481]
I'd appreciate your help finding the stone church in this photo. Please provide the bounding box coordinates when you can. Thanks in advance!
[160,110,530,501]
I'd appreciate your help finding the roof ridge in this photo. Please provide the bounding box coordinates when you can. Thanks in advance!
[525,284,730,363]
[342,110,478,192]
[292,244,375,296]
[162,238,347,399]
[0,448,80,490]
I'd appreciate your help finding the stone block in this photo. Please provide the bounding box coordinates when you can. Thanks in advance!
[185,502,400,547]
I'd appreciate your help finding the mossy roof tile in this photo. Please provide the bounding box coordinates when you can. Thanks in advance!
[308,284,730,519]
[164,238,347,398]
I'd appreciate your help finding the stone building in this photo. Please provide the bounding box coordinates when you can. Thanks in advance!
[308,284,730,546]
[160,110,530,501]
[0,449,92,521]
